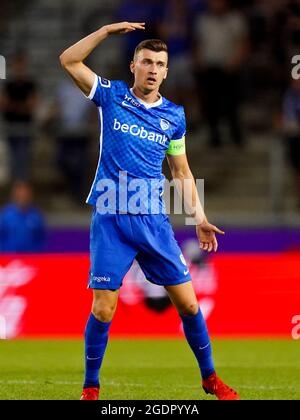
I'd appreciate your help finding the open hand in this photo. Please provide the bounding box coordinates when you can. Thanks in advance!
[105,22,145,35]
[196,221,225,253]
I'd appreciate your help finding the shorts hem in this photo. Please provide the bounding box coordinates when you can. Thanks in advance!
[88,283,121,291]
[146,276,192,287]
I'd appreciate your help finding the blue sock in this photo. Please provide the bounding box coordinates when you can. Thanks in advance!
[180,308,215,380]
[83,313,111,389]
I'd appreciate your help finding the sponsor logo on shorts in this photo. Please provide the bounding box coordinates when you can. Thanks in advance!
[91,274,111,283]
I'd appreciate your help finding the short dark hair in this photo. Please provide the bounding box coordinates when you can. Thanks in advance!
[133,39,168,59]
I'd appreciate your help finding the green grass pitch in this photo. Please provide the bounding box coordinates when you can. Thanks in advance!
[0,338,299,400]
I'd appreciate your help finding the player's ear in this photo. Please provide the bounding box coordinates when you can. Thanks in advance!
[163,67,168,80]
[130,60,135,74]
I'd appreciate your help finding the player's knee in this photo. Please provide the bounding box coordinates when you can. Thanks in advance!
[179,302,199,317]
[92,304,116,323]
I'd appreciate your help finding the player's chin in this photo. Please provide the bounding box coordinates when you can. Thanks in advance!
[144,80,158,90]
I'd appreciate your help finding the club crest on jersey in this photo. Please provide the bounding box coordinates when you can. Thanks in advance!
[160,119,170,131]
[99,77,111,88]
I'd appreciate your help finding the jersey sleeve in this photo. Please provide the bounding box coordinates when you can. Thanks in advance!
[85,74,113,107]
[166,107,186,156]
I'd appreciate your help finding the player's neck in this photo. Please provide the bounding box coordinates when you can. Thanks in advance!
[131,86,161,104]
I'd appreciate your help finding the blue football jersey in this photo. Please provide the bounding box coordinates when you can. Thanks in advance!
[85,74,186,214]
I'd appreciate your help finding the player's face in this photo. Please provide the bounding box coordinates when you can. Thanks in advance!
[12,182,33,208]
[131,49,168,93]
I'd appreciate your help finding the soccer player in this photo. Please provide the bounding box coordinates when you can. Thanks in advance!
[60,22,239,401]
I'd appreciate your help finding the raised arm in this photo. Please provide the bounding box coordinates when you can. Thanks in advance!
[167,154,224,252]
[59,22,145,95]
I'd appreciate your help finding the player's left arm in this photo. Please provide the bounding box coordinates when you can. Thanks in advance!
[167,153,224,252]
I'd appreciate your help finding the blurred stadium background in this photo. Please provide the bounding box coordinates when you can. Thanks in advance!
[0,0,300,400]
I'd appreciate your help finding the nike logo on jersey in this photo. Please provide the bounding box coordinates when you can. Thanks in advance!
[122,100,135,109]
[184,269,189,276]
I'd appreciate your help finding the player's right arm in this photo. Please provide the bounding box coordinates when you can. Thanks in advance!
[59,22,145,95]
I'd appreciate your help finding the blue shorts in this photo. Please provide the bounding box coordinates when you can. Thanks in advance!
[88,210,192,290]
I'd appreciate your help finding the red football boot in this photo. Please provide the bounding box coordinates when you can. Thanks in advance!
[202,373,240,400]
[80,387,100,400]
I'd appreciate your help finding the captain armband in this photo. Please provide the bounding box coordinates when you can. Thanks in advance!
[166,137,186,156]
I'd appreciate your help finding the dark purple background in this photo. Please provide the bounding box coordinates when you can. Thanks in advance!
[46,228,300,253]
